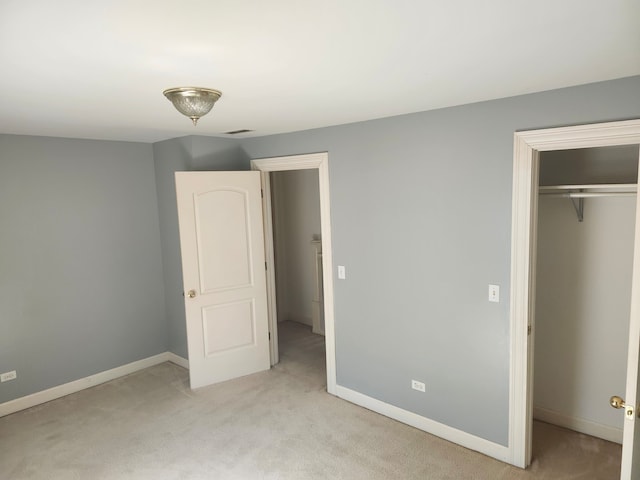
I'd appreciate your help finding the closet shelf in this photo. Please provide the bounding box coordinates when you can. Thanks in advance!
[538,184,637,222]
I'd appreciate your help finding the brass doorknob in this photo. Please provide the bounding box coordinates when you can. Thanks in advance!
[610,395,626,409]
[187,289,197,298]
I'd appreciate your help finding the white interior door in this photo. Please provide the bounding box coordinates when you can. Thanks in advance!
[175,171,270,389]
[621,154,640,479]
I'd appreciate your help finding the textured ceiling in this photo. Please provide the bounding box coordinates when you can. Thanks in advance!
[0,0,638,143]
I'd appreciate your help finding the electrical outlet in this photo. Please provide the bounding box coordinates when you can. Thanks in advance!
[411,379,426,392]
[1,370,16,382]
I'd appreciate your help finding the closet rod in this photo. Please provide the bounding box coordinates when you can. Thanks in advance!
[541,192,636,198]
[538,183,637,222]
[538,183,637,192]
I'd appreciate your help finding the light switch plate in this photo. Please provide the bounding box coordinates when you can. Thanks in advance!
[488,284,500,303]
[338,265,346,279]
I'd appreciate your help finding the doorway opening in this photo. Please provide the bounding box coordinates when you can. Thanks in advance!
[270,168,325,375]
[251,153,337,395]
[531,145,638,474]
[508,119,640,474]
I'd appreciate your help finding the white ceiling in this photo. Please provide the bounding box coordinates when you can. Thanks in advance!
[0,0,638,143]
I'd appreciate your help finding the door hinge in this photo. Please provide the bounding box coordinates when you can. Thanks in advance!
[268,332,271,340]
[265,261,268,271]
[527,325,532,335]
[261,189,264,198]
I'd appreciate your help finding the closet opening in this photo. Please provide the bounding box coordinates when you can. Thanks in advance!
[531,144,639,472]
[509,119,640,474]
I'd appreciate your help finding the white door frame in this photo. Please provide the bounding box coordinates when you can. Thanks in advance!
[251,152,337,395]
[508,119,640,468]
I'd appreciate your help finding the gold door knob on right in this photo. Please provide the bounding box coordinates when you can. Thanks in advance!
[610,395,626,409]
[187,289,197,298]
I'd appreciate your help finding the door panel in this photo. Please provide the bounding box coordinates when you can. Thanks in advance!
[621,152,640,479]
[202,299,256,354]
[196,189,252,292]
[176,171,270,389]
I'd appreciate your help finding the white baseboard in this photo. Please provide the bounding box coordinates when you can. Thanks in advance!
[166,352,189,370]
[533,406,622,444]
[0,351,189,418]
[335,385,510,463]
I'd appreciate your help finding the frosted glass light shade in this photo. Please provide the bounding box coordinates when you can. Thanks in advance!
[163,87,222,125]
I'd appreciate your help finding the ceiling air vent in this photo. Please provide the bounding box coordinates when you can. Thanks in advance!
[224,129,253,135]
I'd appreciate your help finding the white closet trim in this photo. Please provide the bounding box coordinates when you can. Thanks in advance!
[509,118,640,469]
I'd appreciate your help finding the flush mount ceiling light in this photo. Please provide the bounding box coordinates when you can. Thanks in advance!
[163,87,222,126]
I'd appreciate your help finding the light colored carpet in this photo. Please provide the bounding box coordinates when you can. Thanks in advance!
[0,321,622,479]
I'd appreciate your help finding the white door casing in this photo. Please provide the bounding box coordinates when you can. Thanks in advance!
[175,171,270,389]
[251,152,337,395]
[509,119,640,476]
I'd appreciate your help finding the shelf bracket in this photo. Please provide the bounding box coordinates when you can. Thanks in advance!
[570,193,584,222]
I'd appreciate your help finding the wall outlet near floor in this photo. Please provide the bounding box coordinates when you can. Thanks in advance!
[1,370,17,382]
[411,379,426,392]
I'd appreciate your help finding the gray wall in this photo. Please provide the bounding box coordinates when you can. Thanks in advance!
[239,76,640,446]
[152,136,250,358]
[271,169,322,326]
[0,135,166,403]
